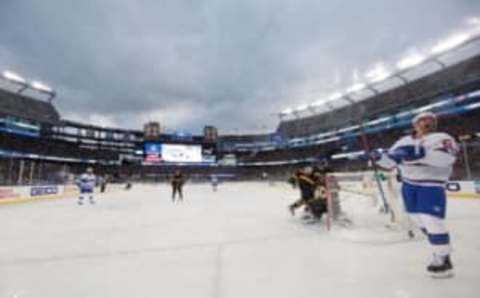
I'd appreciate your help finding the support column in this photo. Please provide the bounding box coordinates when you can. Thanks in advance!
[29,161,36,184]
[8,158,14,184]
[461,140,472,180]
[18,160,25,185]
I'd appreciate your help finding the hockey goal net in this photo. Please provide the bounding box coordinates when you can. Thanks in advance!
[325,171,415,243]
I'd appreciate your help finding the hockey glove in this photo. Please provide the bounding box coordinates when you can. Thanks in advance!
[388,145,425,163]
[369,148,384,161]
[356,149,384,161]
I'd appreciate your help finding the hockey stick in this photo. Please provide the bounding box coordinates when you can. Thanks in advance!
[354,103,393,219]
[358,128,389,210]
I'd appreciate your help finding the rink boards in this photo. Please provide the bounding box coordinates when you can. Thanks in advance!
[337,180,480,199]
[0,183,125,205]
[0,180,479,206]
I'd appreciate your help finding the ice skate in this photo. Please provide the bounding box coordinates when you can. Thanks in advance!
[427,255,454,278]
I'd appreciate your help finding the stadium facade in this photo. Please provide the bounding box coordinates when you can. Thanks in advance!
[1,51,480,185]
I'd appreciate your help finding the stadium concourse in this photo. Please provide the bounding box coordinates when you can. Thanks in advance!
[0,182,479,298]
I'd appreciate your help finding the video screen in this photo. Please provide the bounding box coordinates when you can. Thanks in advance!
[144,143,204,163]
[144,143,163,163]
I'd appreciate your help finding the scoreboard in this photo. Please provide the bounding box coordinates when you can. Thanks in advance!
[143,142,215,164]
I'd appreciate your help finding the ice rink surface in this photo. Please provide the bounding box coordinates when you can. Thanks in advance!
[0,182,479,298]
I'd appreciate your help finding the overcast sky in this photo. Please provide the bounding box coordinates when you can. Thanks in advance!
[0,0,479,133]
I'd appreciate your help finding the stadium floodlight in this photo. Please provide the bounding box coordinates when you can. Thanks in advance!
[281,108,293,116]
[311,98,326,107]
[295,104,309,112]
[328,92,343,102]
[310,98,335,111]
[397,53,425,70]
[2,70,29,93]
[346,83,366,94]
[431,33,470,55]
[30,80,56,101]
[366,65,390,83]
[2,70,26,85]
[31,81,53,93]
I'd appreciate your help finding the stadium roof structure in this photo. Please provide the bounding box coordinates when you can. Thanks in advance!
[61,120,143,135]
[1,70,56,102]
[0,88,60,125]
[279,27,480,121]
[276,52,480,138]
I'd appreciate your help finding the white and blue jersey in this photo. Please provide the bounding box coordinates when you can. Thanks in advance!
[377,132,458,218]
[77,173,96,194]
[378,132,458,186]
[377,131,458,257]
[210,175,219,186]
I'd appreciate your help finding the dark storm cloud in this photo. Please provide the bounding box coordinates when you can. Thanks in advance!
[0,0,479,133]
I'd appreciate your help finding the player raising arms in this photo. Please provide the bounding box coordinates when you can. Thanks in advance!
[374,112,458,278]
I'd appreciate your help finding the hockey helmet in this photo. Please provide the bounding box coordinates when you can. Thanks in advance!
[412,112,437,125]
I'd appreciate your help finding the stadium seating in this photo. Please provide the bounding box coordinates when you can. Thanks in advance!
[0,89,60,124]
[0,51,479,185]
[277,54,480,138]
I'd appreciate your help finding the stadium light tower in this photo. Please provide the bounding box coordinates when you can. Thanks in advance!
[397,52,426,70]
[326,91,350,104]
[431,33,471,55]
[31,80,56,102]
[343,82,370,103]
[277,27,480,118]
[279,108,293,120]
[293,104,308,118]
[366,64,390,84]
[346,82,366,94]
[2,70,29,93]
[296,104,308,112]
[281,108,293,116]
[312,98,334,111]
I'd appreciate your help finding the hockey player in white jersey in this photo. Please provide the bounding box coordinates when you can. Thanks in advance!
[374,112,458,277]
[77,167,96,205]
[210,174,219,192]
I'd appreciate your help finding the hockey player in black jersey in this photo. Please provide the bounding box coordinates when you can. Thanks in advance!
[171,170,185,202]
[288,166,327,222]
[288,167,315,215]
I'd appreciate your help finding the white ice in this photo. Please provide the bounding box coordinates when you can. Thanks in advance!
[0,182,479,298]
